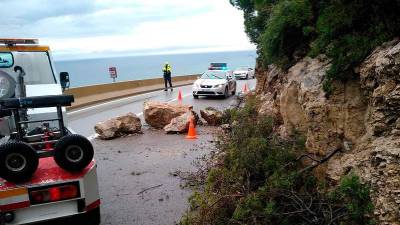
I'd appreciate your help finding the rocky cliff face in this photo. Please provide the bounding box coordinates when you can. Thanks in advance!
[256,39,400,224]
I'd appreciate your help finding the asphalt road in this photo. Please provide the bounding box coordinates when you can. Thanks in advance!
[66,79,256,225]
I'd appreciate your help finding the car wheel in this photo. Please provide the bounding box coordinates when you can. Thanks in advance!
[0,142,39,183]
[246,74,249,80]
[54,134,94,171]
[193,94,199,99]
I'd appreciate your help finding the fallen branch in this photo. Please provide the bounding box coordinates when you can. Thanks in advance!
[137,184,163,195]
[299,147,342,174]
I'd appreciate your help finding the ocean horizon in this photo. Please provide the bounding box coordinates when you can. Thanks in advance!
[54,50,257,88]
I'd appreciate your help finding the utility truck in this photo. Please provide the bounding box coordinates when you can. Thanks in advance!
[0,39,100,225]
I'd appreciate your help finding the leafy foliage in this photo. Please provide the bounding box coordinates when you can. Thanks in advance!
[181,97,374,225]
[231,0,400,84]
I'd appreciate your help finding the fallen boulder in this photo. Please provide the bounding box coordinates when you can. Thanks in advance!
[164,111,197,134]
[143,101,191,128]
[94,113,142,140]
[200,107,223,126]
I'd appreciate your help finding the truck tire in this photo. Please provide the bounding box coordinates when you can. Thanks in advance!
[85,207,101,225]
[0,142,39,182]
[54,134,94,171]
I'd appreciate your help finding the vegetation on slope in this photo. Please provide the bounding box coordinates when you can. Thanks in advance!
[230,0,400,91]
[181,97,373,225]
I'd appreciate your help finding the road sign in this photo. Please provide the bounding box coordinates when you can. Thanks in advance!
[109,67,117,82]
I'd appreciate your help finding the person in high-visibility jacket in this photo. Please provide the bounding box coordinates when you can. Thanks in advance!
[162,62,173,91]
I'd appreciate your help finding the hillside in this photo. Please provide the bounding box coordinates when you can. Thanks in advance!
[180,1,400,224]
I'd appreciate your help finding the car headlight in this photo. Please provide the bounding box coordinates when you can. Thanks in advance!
[214,84,224,88]
[193,83,200,88]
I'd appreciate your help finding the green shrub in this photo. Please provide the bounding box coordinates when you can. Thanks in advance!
[181,98,373,224]
[231,0,400,88]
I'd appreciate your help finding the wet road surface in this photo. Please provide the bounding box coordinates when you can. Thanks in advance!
[66,79,256,225]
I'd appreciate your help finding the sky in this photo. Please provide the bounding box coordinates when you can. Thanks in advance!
[0,0,255,60]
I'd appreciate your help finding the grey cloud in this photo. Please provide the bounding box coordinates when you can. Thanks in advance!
[0,0,209,38]
[0,0,96,23]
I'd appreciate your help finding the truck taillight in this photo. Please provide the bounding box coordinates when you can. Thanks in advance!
[29,182,80,205]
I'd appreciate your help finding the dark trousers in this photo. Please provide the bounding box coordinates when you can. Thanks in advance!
[163,73,172,89]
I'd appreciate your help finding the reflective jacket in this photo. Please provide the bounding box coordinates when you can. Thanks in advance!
[163,64,171,73]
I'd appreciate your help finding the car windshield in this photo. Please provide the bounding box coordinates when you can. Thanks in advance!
[201,71,226,79]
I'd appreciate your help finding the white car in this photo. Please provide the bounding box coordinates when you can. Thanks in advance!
[233,67,255,80]
[193,70,236,99]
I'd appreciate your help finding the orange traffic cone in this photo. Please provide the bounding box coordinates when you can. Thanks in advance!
[178,89,183,102]
[186,117,197,139]
[243,83,248,93]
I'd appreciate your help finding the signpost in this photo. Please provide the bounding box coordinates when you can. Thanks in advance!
[109,66,117,82]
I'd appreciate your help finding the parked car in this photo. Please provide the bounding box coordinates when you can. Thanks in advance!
[233,67,255,79]
[192,70,236,99]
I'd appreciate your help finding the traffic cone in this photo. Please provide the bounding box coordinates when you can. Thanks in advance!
[243,83,248,93]
[186,117,197,139]
[178,89,183,102]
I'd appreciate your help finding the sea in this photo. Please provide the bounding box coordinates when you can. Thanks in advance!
[54,50,257,88]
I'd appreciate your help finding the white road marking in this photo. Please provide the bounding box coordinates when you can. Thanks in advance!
[87,134,98,141]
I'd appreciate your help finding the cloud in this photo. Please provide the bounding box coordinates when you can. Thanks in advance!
[0,0,255,59]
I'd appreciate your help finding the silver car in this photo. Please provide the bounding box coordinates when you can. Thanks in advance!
[192,70,237,99]
[233,67,255,80]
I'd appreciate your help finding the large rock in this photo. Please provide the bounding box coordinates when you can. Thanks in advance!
[143,101,191,128]
[200,107,223,126]
[94,113,142,140]
[164,111,197,134]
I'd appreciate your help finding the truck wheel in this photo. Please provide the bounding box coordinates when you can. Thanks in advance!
[0,142,38,182]
[85,207,101,225]
[54,134,94,171]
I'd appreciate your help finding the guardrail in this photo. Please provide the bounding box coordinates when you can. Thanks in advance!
[65,74,199,109]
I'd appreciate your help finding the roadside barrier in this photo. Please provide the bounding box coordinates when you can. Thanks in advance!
[186,117,197,139]
[64,74,199,109]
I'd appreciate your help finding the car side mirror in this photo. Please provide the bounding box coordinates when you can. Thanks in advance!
[60,72,70,91]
